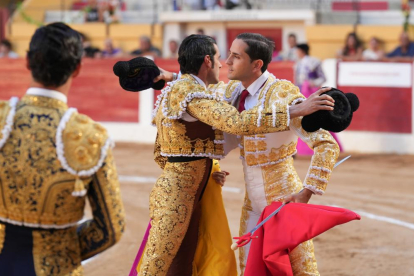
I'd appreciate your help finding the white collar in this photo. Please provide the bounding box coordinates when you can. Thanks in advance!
[243,70,270,96]
[26,88,68,103]
[190,74,207,88]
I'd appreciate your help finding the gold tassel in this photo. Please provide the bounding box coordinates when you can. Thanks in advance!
[72,177,87,197]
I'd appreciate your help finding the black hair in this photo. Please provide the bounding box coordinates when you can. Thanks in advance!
[236,33,274,73]
[296,43,310,55]
[1,39,12,49]
[343,32,362,56]
[178,34,216,75]
[28,22,83,87]
[288,33,297,39]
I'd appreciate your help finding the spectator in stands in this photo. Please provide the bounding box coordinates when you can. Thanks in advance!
[387,32,414,59]
[103,0,122,24]
[337,32,363,61]
[101,38,123,58]
[295,43,326,93]
[84,0,104,22]
[79,32,101,58]
[131,36,161,58]
[196,28,205,35]
[363,37,385,61]
[168,39,179,59]
[0,39,19,58]
[277,33,298,61]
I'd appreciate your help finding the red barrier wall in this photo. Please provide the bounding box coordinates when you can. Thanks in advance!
[0,58,294,122]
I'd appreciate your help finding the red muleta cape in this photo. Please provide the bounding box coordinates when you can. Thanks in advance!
[244,202,361,276]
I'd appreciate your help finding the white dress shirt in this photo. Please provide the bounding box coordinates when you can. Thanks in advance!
[26,87,68,103]
[241,70,270,110]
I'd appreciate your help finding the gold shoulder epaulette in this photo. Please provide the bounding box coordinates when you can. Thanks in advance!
[60,111,110,174]
[158,74,220,120]
[266,80,305,107]
[224,80,241,102]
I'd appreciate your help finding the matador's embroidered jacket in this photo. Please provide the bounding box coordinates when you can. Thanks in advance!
[0,94,125,276]
[212,73,340,275]
[152,74,292,168]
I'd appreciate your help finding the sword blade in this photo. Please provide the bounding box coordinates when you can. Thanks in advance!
[250,202,288,235]
[334,155,351,169]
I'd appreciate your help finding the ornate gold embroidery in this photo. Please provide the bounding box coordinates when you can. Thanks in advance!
[32,226,82,276]
[0,99,90,227]
[0,100,11,142]
[243,141,297,167]
[290,117,339,193]
[0,223,4,254]
[289,240,319,276]
[139,159,207,276]
[154,74,289,159]
[261,157,303,204]
[238,192,252,276]
[78,150,125,260]
[21,95,68,110]
[63,113,109,172]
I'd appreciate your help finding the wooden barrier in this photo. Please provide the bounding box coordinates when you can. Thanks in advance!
[0,58,294,123]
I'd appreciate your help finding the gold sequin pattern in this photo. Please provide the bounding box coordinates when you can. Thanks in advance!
[262,157,303,204]
[154,74,289,159]
[78,150,125,260]
[244,141,297,167]
[0,95,124,263]
[0,97,88,226]
[0,223,4,254]
[139,159,207,276]
[238,192,252,276]
[0,100,11,141]
[63,112,109,172]
[289,240,320,276]
[291,117,339,192]
[32,226,82,276]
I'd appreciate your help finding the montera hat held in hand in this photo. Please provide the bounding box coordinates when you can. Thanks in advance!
[301,88,360,133]
[113,57,165,92]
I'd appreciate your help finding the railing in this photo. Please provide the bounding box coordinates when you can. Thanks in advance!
[7,0,409,25]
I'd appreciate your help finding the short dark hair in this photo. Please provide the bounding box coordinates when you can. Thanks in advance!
[178,34,216,75]
[236,33,274,73]
[28,22,83,87]
[1,39,12,50]
[288,33,297,39]
[297,43,310,55]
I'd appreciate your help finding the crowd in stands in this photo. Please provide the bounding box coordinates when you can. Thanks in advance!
[174,0,252,10]
[2,28,414,63]
[76,0,123,24]
[336,31,414,61]
[0,40,19,58]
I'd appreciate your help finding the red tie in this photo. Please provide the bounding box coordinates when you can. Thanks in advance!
[238,89,249,112]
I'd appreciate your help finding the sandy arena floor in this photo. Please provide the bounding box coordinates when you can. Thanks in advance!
[83,143,414,276]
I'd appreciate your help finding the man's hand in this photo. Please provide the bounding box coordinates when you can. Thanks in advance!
[212,171,230,186]
[289,87,335,118]
[282,188,314,204]
[153,68,174,83]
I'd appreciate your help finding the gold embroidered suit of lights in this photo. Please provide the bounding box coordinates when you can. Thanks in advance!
[139,159,207,276]
[154,74,290,159]
[291,117,339,194]
[0,96,125,274]
[0,223,5,253]
[231,78,338,276]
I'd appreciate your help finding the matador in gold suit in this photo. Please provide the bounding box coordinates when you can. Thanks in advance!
[138,72,294,275]
[0,90,125,275]
[216,72,340,275]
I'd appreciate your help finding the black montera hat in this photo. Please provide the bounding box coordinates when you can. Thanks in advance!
[113,57,165,92]
[301,88,359,133]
